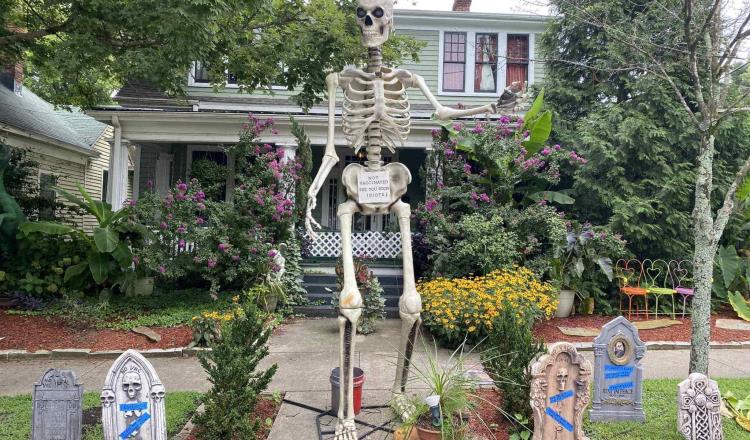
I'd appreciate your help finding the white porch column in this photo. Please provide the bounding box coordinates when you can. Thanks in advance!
[131,144,141,200]
[109,116,129,209]
[279,143,297,164]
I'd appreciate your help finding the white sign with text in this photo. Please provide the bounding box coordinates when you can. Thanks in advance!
[357,171,391,204]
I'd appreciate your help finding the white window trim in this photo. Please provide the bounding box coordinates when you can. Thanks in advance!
[438,30,535,97]
[187,62,287,91]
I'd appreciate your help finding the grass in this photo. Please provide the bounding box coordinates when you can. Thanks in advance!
[584,378,750,440]
[6,289,236,330]
[0,391,202,440]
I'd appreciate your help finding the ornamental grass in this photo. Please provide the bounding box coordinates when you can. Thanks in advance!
[418,268,557,346]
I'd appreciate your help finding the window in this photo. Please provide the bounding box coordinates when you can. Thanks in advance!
[507,34,529,87]
[193,62,210,84]
[102,169,109,203]
[474,33,498,92]
[39,173,57,219]
[442,32,467,92]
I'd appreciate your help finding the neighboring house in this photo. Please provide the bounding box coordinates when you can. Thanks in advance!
[88,1,549,260]
[0,68,132,232]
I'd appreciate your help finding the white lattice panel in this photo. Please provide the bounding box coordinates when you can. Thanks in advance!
[307,231,402,259]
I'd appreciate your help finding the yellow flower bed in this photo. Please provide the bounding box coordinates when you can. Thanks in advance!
[418,268,557,344]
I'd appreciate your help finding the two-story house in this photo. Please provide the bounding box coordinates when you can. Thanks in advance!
[89,1,549,261]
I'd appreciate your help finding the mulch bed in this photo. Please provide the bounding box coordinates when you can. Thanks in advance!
[469,388,512,440]
[0,311,193,351]
[184,397,282,440]
[533,313,750,343]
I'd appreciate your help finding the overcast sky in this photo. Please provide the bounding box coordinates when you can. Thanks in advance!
[394,0,551,15]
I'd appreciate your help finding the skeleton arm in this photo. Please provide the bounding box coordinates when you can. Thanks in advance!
[411,73,497,120]
[305,72,341,237]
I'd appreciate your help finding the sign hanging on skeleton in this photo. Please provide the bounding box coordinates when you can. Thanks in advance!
[357,171,391,204]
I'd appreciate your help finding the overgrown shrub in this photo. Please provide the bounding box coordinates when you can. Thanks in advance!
[332,257,386,335]
[194,299,277,439]
[419,268,557,347]
[482,305,545,428]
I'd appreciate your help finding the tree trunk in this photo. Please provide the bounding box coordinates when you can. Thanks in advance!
[689,133,716,375]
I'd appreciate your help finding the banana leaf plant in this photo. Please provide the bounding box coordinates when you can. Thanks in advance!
[18,184,149,295]
[722,391,750,432]
[549,224,614,295]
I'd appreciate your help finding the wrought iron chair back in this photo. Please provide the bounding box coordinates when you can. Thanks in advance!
[643,259,676,319]
[616,259,650,319]
[670,259,694,318]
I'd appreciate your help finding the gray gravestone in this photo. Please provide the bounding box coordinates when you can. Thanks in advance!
[101,349,167,440]
[32,369,83,440]
[678,373,724,440]
[590,316,646,422]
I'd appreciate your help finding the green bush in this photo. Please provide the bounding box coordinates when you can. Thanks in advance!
[194,299,277,439]
[332,257,386,334]
[481,304,545,425]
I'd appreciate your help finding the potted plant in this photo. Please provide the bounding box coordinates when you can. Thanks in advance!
[398,338,476,439]
[246,282,286,313]
[549,224,614,318]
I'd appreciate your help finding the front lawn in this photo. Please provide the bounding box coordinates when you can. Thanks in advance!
[584,378,750,440]
[0,391,201,440]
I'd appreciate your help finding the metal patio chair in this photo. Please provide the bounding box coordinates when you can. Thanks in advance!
[643,258,677,319]
[670,259,694,318]
[616,259,650,320]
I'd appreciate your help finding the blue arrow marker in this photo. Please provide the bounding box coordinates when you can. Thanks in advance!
[120,412,151,439]
[119,402,148,412]
[608,381,634,392]
[545,407,573,432]
[549,390,574,404]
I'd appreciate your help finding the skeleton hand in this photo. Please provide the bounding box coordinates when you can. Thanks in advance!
[305,194,322,239]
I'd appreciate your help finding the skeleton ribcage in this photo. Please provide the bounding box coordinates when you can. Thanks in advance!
[341,69,411,153]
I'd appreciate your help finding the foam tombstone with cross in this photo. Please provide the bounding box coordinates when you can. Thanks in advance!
[101,350,167,440]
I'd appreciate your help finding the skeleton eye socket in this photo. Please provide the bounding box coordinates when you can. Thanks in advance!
[373,7,384,18]
[357,7,367,18]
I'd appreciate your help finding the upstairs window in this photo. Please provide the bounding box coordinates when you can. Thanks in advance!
[442,32,467,92]
[507,35,529,87]
[474,33,498,92]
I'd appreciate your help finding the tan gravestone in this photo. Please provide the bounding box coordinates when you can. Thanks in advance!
[530,342,592,440]
[677,373,724,440]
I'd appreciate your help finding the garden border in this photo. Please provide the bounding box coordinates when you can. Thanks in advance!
[1,341,749,361]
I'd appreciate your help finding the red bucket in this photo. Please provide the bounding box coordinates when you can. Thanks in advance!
[330,367,365,415]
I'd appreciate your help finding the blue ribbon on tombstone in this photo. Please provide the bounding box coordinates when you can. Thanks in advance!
[604,365,634,380]
[549,390,574,404]
[545,407,573,432]
[607,381,634,392]
[119,402,150,439]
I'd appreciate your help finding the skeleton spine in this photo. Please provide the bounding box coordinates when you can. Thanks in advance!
[366,47,384,169]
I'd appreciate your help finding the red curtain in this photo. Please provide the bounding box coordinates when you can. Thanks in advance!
[506,35,529,86]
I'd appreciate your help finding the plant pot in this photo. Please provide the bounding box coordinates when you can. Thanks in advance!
[132,277,154,296]
[415,419,467,440]
[330,367,365,416]
[555,289,576,318]
[260,294,278,313]
[581,297,595,315]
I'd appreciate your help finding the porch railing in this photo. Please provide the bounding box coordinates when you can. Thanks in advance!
[305,231,402,259]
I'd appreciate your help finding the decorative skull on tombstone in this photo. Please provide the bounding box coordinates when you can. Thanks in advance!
[304,1,525,439]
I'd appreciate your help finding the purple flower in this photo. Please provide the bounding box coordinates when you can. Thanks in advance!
[196,217,205,225]
[554,144,562,151]
[431,128,441,138]
[453,122,464,132]
[250,247,258,254]
[425,199,439,212]
[463,163,472,175]
[479,193,491,203]
[268,250,277,258]
[207,258,217,269]
[177,182,188,194]
[166,213,174,221]
[232,255,240,262]
[444,148,455,158]
[472,124,485,134]
[193,191,206,202]
[177,224,187,234]
[218,243,230,253]
[158,265,166,274]
[499,115,511,124]
[541,147,552,156]
[179,239,186,249]
[146,180,154,189]
[197,202,206,211]
[160,221,168,230]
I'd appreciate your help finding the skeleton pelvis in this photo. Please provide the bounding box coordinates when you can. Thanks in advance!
[342,162,411,213]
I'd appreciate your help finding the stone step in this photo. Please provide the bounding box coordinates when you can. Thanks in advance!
[305,292,401,308]
[303,273,403,287]
[304,283,402,298]
[293,305,400,319]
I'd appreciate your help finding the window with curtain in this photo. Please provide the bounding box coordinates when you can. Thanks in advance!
[193,62,210,83]
[506,34,529,87]
[474,33,498,92]
[39,173,58,220]
[442,32,467,92]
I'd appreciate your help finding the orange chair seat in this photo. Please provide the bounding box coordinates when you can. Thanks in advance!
[621,287,648,295]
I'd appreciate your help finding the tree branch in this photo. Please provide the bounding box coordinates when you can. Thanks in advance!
[0,26,65,45]
[714,153,750,241]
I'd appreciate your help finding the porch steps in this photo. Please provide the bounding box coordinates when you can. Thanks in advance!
[295,263,404,318]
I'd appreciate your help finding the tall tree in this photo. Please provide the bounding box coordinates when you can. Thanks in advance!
[543,0,750,374]
[0,0,423,109]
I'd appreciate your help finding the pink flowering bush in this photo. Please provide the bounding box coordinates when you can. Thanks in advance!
[131,114,300,297]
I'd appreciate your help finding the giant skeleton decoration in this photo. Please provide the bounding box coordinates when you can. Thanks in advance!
[305,1,523,439]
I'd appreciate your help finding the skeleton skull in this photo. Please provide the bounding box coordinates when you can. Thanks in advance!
[356,0,394,48]
[122,372,142,400]
[556,368,569,391]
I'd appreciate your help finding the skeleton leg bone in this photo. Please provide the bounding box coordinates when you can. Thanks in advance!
[390,200,422,421]
[336,200,363,440]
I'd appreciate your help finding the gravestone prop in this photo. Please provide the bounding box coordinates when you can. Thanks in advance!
[590,316,646,422]
[102,349,167,440]
[32,369,83,440]
[530,342,592,440]
[678,373,724,440]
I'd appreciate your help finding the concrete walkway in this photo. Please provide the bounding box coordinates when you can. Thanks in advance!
[1,318,748,397]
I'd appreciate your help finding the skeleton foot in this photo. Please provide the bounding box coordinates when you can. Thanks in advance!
[391,392,416,422]
[334,418,358,440]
